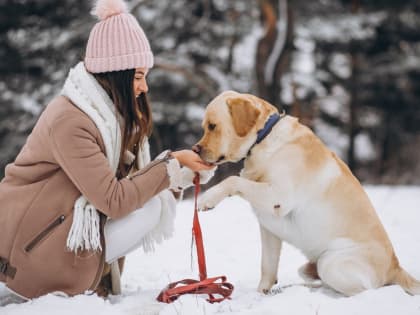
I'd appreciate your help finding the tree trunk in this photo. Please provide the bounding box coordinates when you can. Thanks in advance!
[347,0,360,171]
[347,52,359,170]
[255,0,293,108]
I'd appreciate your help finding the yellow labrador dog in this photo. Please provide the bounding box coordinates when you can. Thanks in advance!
[195,90,420,296]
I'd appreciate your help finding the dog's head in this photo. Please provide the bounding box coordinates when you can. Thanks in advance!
[193,90,278,164]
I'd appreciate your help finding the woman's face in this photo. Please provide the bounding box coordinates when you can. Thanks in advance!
[133,67,149,97]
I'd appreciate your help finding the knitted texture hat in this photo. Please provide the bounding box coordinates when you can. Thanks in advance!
[84,0,154,73]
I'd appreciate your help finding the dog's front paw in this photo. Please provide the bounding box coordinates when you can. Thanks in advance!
[257,278,277,295]
[198,186,227,211]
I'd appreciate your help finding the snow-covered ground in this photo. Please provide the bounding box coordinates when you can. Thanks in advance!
[1,186,420,315]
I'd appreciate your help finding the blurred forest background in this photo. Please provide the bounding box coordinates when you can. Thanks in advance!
[1,0,420,185]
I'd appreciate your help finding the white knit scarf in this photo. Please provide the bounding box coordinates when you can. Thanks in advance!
[61,62,176,253]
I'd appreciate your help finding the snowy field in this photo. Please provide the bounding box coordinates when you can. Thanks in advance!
[1,186,420,315]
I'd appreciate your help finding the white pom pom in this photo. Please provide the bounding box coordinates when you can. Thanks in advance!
[91,0,128,21]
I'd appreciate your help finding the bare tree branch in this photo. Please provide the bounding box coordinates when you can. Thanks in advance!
[154,59,217,97]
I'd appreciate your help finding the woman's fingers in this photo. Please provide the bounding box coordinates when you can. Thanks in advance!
[190,160,215,171]
[171,150,215,171]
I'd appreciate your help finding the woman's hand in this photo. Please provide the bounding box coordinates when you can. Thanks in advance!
[171,150,215,172]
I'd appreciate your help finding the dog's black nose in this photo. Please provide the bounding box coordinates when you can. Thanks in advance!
[192,144,202,154]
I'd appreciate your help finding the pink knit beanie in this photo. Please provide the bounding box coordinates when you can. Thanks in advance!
[84,0,154,73]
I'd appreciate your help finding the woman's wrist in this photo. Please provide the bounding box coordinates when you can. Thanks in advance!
[155,150,173,161]
[169,151,183,165]
[165,158,183,192]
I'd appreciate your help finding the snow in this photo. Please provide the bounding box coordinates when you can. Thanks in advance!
[19,94,42,116]
[314,118,349,158]
[329,53,351,79]
[185,104,205,121]
[302,12,388,43]
[202,65,231,92]
[2,186,420,315]
[291,50,316,75]
[233,27,262,74]
[318,86,349,120]
[355,133,376,162]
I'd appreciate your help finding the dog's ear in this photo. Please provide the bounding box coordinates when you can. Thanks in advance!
[226,97,261,137]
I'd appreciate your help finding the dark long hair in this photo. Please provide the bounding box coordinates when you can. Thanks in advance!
[92,69,153,178]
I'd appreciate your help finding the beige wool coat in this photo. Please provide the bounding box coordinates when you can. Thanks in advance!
[0,95,171,299]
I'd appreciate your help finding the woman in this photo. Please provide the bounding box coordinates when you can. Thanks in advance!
[0,0,214,299]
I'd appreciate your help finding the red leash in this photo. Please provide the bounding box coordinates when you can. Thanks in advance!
[157,174,234,303]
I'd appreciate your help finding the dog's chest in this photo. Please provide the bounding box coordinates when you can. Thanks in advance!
[254,205,329,260]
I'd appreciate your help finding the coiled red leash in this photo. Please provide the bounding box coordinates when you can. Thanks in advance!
[156,173,234,303]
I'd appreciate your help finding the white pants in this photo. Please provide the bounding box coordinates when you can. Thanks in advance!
[104,196,162,263]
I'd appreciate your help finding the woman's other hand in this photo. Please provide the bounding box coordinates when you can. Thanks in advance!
[171,150,215,172]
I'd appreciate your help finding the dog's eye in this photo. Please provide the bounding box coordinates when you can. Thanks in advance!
[208,123,216,131]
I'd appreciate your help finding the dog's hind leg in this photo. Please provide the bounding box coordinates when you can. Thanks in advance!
[298,261,320,281]
[317,239,383,296]
[257,224,282,294]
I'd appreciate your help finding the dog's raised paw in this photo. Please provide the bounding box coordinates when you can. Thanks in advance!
[197,186,226,211]
[198,205,214,212]
[197,197,217,212]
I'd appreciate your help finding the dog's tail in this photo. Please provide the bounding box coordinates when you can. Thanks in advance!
[392,267,420,295]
